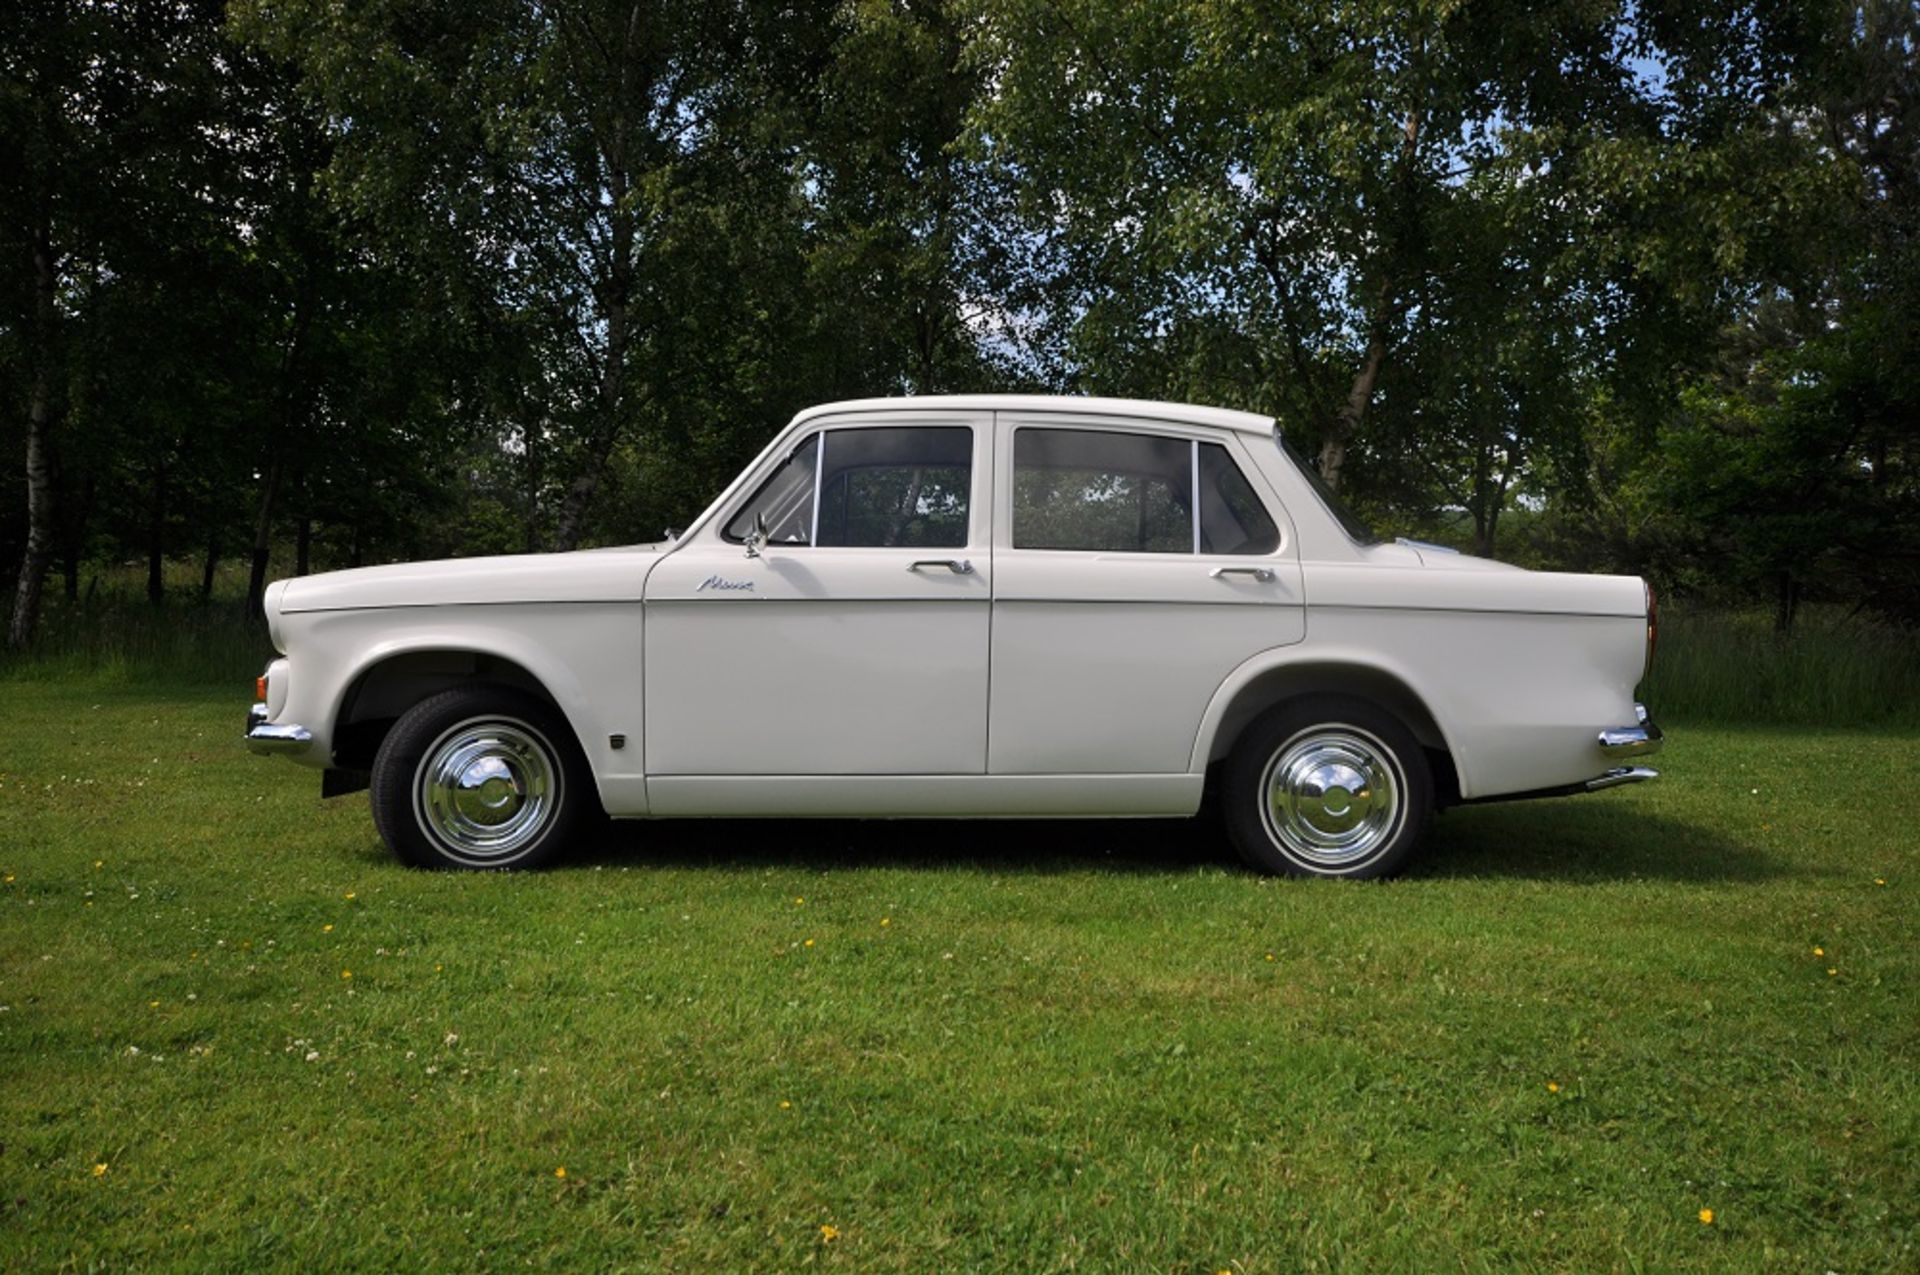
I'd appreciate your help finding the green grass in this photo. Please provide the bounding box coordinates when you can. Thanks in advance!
[1,680,1914,1270]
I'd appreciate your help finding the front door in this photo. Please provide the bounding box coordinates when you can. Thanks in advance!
[644,411,993,775]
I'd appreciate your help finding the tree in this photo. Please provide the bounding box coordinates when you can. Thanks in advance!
[965,0,1764,548]
[1,0,246,645]
[241,0,842,552]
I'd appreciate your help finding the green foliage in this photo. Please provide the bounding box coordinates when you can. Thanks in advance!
[3,1,1917,634]
[2,681,1915,1268]
[0,560,268,689]
[1645,607,1920,727]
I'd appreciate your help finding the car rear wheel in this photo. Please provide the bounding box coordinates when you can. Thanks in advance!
[1223,695,1432,878]
[371,685,586,870]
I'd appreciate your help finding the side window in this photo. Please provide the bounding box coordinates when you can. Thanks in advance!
[1199,443,1280,555]
[726,425,973,548]
[1013,428,1193,552]
[816,427,972,548]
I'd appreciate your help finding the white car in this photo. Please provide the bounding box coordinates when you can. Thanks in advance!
[247,395,1662,877]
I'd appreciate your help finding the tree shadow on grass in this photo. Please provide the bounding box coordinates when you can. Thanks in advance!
[562,798,1778,884]
[1416,801,1780,883]
[573,814,1236,877]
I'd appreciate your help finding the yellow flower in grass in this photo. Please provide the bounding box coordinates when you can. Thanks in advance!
[92,1163,108,1177]
[779,1100,791,1110]
[554,1166,567,1179]
[1875,877,1887,886]
[341,970,353,980]
[323,924,333,933]
[1812,946,1823,956]
[804,938,815,948]
[881,917,891,927]
[1698,1208,1714,1225]
[819,1224,839,1243]
[1546,1082,1560,1093]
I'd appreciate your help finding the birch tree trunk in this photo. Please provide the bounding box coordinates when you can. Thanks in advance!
[7,225,59,650]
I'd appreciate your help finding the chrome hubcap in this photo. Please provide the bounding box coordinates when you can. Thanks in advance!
[417,719,557,863]
[1260,727,1402,868]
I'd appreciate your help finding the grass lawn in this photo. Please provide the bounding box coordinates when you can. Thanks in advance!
[1,678,1914,1271]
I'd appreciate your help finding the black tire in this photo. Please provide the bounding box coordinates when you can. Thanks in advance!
[1221,694,1432,878]
[370,685,588,870]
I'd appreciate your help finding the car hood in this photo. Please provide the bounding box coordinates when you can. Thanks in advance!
[273,545,668,615]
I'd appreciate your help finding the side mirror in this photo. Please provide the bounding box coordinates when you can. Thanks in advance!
[743,511,769,559]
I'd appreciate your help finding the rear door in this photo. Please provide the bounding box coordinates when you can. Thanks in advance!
[987,412,1305,774]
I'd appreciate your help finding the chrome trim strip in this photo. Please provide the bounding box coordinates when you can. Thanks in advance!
[1316,603,1645,620]
[280,598,648,615]
[1191,439,1201,554]
[1585,765,1659,791]
[247,702,314,755]
[809,430,823,548]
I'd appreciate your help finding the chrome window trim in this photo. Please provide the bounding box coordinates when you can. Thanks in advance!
[809,430,824,549]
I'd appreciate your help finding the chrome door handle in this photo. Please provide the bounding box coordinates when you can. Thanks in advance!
[1210,566,1274,582]
[909,558,974,575]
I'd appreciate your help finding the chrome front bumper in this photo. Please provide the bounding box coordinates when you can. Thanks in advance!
[246,702,313,755]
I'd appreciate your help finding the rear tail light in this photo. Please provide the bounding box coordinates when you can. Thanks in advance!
[255,675,268,702]
[1645,582,1659,678]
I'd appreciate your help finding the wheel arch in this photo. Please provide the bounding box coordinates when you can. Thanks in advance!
[329,637,587,778]
[1190,650,1465,805]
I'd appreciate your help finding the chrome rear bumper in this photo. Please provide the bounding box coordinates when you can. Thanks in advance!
[1598,702,1663,759]
[1458,706,1664,806]
[246,702,313,755]
[1585,765,1660,791]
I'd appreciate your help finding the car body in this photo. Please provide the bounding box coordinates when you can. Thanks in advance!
[247,395,1662,876]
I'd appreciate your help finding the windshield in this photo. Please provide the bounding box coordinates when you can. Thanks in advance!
[1275,431,1383,546]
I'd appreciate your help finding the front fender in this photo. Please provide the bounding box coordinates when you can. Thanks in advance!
[273,603,647,813]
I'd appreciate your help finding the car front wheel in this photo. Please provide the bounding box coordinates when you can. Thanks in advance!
[1223,695,1432,878]
[371,685,586,870]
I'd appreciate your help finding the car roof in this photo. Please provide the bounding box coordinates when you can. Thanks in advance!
[790,395,1277,437]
